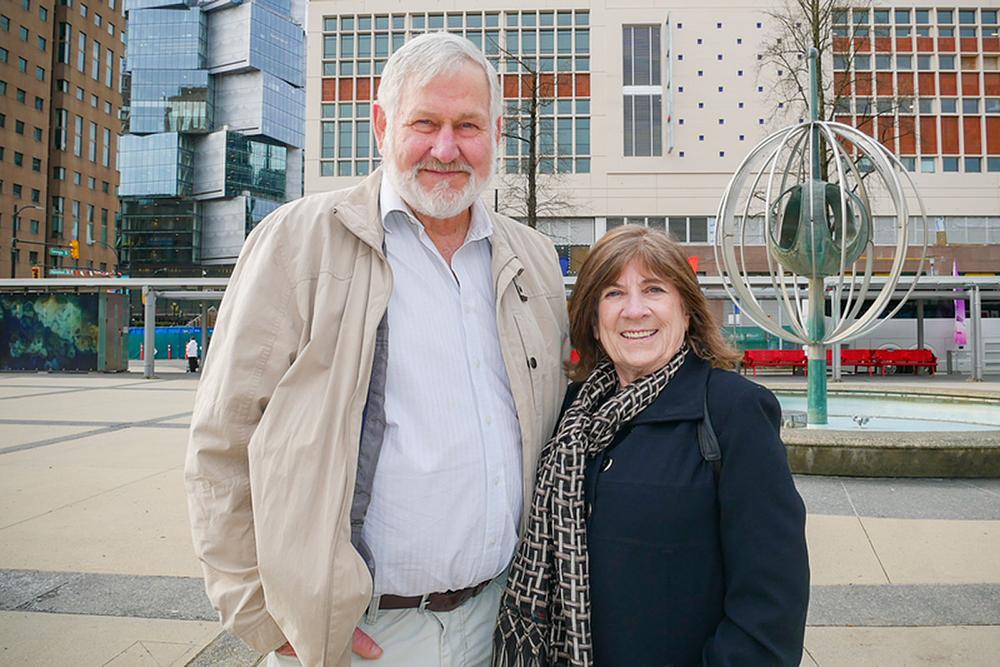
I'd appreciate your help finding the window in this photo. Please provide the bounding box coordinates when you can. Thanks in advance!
[91,39,100,80]
[18,56,28,73]
[964,157,981,173]
[77,31,86,72]
[58,22,71,63]
[14,152,24,167]
[101,127,110,166]
[942,156,959,172]
[88,120,97,161]
[53,108,67,150]
[623,25,663,156]
[0,47,8,64]
[15,119,24,134]
[32,157,41,172]
[962,98,979,114]
[941,98,957,113]
[73,114,83,156]
[37,35,45,51]
[920,157,935,173]
[18,25,28,41]
[35,66,45,81]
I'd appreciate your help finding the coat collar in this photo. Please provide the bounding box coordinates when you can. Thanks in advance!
[629,352,711,425]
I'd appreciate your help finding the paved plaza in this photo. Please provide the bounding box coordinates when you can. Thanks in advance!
[0,363,998,666]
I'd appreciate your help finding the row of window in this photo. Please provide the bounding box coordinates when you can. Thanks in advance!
[51,110,114,166]
[54,78,116,115]
[900,155,1000,173]
[0,15,48,51]
[834,8,997,26]
[834,54,1000,71]
[0,2,49,23]
[322,10,588,33]
[1,180,42,203]
[0,147,44,173]
[0,112,45,141]
[55,22,119,89]
[835,97,1000,114]
[0,80,46,111]
[52,167,113,193]
[0,48,47,81]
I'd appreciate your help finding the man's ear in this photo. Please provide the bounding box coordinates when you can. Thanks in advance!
[373,103,388,151]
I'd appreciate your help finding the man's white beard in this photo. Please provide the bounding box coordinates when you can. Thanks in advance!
[382,130,495,220]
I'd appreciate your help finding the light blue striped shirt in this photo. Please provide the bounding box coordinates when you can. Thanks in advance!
[362,179,523,596]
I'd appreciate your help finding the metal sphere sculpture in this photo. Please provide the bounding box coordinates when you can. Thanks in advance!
[714,50,927,424]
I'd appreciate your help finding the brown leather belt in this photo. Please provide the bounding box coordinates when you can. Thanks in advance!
[378,579,492,613]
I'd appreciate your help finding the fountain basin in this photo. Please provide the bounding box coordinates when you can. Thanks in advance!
[771,388,1000,478]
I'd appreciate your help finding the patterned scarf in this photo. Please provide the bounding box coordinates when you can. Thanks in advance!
[493,344,689,667]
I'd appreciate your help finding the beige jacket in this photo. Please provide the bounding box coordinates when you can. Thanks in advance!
[184,170,569,666]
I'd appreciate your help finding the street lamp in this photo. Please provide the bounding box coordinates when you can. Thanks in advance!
[10,204,43,279]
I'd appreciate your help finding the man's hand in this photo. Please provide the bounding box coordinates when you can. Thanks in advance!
[352,627,383,659]
[275,628,382,661]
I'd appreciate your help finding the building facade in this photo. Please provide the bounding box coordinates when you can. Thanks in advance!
[117,0,304,276]
[303,1,999,282]
[1,0,125,279]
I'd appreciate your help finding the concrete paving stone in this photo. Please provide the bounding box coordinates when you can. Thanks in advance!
[0,388,196,422]
[863,517,1000,584]
[808,584,1000,626]
[0,426,188,471]
[793,475,855,517]
[187,631,261,667]
[11,570,215,621]
[841,476,1000,520]
[805,515,889,586]
[0,468,203,577]
[0,610,218,667]
[0,423,97,452]
[0,569,75,610]
[0,463,168,528]
[803,625,1000,666]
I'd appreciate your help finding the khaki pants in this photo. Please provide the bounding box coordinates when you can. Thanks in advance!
[267,576,504,667]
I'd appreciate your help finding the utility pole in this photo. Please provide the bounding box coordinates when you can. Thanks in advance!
[10,204,43,279]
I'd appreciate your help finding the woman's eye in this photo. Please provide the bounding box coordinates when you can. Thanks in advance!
[602,289,622,299]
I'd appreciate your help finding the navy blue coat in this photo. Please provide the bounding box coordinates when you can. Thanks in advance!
[572,354,809,666]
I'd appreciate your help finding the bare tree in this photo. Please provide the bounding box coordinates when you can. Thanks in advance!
[492,44,574,228]
[757,0,916,178]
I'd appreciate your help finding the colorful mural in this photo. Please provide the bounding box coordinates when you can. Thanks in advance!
[0,294,100,371]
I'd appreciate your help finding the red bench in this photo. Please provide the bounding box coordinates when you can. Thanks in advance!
[742,349,807,375]
[874,348,937,375]
[741,348,937,376]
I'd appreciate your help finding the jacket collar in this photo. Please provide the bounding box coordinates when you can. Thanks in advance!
[629,352,710,425]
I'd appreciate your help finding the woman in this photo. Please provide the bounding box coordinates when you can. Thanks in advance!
[495,226,809,666]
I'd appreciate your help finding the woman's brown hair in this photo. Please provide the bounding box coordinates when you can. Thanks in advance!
[568,225,741,381]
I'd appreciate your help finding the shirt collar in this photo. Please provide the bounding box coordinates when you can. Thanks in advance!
[379,174,493,243]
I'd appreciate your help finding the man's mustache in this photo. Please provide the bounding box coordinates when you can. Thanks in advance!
[415,159,474,174]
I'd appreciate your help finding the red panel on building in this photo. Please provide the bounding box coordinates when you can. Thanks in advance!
[503,75,519,98]
[539,74,556,97]
[960,37,978,53]
[986,73,1000,95]
[834,72,851,96]
[373,77,381,97]
[896,37,913,52]
[322,79,337,101]
[915,37,934,52]
[575,73,591,97]
[987,118,1000,154]
[937,37,956,52]
[854,38,871,52]
[833,37,849,52]
[984,38,1000,53]
[919,117,938,154]
[940,116,960,154]
[961,73,980,96]
[855,72,872,96]
[875,72,893,93]
[338,79,353,100]
[874,37,892,52]
[939,73,958,96]
[554,73,572,97]
[356,78,371,101]
[963,117,982,154]
[877,117,896,153]
[897,73,914,95]
[898,116,916,155]
[857,116,875,138]
[918,72,936,95]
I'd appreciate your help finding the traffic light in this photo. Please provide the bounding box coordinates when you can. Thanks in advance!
[70,240,80,259]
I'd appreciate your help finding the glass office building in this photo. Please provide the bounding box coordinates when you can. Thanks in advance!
[118,0,304,275]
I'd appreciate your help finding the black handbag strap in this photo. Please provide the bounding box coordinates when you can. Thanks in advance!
[697,376,722,478]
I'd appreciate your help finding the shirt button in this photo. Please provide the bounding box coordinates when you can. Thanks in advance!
[485,416,492,425]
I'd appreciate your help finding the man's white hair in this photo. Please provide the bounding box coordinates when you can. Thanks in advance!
[377,32,502,127]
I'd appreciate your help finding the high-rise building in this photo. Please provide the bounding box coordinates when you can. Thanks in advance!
[303,1,999,279]
[117,0,304,276]
[1,0,125,278]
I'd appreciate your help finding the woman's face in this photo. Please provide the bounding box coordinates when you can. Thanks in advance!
[595,259,690,386]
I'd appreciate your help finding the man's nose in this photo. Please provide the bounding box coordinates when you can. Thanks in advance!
[431,125,460,164]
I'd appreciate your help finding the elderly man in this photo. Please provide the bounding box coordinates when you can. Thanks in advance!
[185,32,569,667]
